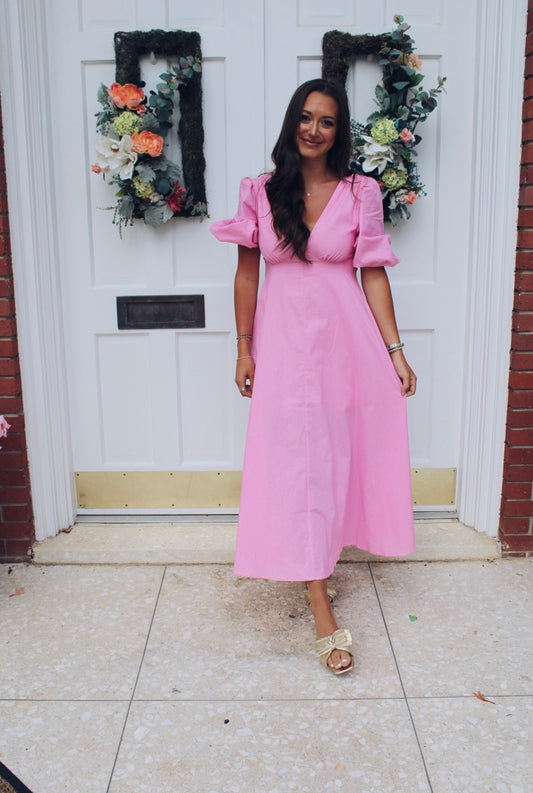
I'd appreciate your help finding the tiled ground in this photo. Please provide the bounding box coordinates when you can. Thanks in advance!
[0,524,531,793]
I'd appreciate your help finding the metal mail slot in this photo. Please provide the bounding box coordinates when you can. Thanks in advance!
[117,295,205,330]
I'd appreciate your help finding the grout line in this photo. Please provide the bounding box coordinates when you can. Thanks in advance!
[368,563,435,793]
[105,566,168,793]
[1,692,532,705]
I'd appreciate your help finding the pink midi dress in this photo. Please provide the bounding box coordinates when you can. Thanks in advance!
[210,173,415,581]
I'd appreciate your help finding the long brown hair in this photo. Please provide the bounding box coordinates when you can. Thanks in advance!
[266,79,351,261]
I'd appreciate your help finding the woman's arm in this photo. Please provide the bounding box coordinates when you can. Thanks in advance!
[234,244,261,397]
[360,267,417,397]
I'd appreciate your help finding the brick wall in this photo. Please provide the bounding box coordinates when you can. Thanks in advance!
[499,0,533,557]
[0,98,35,562]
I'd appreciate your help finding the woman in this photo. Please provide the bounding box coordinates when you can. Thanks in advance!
[210,79,416,675]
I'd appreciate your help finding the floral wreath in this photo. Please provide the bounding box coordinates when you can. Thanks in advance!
[92,29,208,233]
[322,16,446,224]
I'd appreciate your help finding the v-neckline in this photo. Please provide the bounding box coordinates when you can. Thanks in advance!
[304,178,343,234]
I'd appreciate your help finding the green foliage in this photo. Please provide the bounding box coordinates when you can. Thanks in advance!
[349,16,446,225]
[92,56,207,233]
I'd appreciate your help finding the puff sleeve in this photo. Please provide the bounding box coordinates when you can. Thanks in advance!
[209,177,259,248]
[353,177,400,268]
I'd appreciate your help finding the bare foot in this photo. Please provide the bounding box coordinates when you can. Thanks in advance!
[307,579,352,672]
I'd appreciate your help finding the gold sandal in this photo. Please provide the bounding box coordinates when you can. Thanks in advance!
[314,628,354,675]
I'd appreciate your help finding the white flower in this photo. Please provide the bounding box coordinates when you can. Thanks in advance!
[95,135,137,180]
[360,136,395,174]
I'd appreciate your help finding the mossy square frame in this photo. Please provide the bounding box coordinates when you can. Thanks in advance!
[114,29,207,213]
[321,30,410,86]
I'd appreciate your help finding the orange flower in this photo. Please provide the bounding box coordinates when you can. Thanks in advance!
[108,82,145,110]
[131,131,164,157]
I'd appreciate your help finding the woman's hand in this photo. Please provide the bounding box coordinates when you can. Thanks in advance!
[391,351,417,397]
[236,355,255,397]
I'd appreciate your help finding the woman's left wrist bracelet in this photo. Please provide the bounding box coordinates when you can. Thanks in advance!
[237,356,252,361]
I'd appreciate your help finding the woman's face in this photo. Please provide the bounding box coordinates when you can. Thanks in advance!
[295,91,338,162]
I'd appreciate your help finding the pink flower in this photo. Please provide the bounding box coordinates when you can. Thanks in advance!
[405,191,417,204]
[91,164,102,174]
[0,414,11,449]
[399,128,414,144]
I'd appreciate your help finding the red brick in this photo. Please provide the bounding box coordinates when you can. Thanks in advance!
[525,78,533,100]
[0,317,17,336]
[3,539,34,559]
[503,462,533,480]
[0,376,21,396]
[509,370,533,389]
[516,291,533,311]
[0,469,30,486]
[0,236,11,256]
[0,450,29,468]
[0,522,34,540]
[520,163,533,185]
[506,389,533,408]
[516,271,533,290]
[0,259,13,279]
[513,312,533,331]
[511,333,533,351]
[518,207,533,228]
[500,499,533,517]
[0,395,23,414]
[2,504,33,522]
[504,446,533,464]
[0,358,20,376]
[519,185,533,205]
[501,481,532,499]
[0,192,8,213]
[506,408,533,427]
[524,120,533,142]
[506,427,533,445]
[516,251,533,269]
[517,227,533,248]
[0,279,13,298]
[510,350,533,369]
[0,339,19,357]
[0,216,9,234]
[527,30,533,56]
[499,515,531,532]
[524,98,533,122]
[500,535,533,553]
[0,485,32,504]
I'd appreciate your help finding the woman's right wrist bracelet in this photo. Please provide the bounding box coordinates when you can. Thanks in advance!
[237,334,253,341]
[237,356,252,361]
[387,341,404,354]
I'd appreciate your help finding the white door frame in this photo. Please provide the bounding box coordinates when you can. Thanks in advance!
[0,0,526,540]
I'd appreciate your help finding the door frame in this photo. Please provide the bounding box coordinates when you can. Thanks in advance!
[0,0,526,540]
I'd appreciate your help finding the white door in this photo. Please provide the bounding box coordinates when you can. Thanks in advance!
[47,0,474,513]
[264,0,476,509]
[47,0,266,512]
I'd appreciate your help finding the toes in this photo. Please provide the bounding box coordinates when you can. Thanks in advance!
[328,650,351,670]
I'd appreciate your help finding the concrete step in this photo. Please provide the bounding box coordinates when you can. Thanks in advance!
[32,519,500,565]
